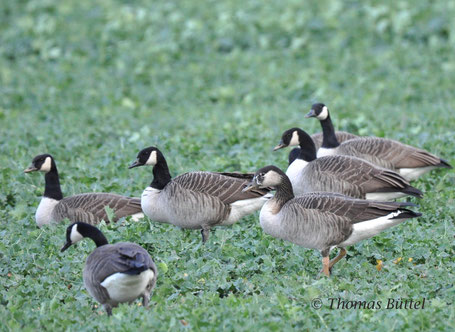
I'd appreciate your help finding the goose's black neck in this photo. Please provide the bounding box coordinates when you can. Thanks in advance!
[88,229,109,247]
[320,115,340,148]
[150,158,172,190]
[298,139,317,162]
[272,175,295,208]
[44,167,63,200]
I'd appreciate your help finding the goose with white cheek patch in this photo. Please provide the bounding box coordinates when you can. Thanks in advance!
[274,128,423,200]
[243,166,421,276]
[24,154,143,227]
[288,132,357,165]
[61,222,157,316]
[305,103,452,181]
[129,147,271,243]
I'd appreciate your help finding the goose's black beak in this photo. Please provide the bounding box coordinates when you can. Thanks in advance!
[305,109,316,118]
[273,140,287,151]
[60,242,72,252]
[23,165,38,173]
[128,159,142,169]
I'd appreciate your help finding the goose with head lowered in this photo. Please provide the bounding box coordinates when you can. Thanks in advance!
[24,154,143,227]
[243,166,421,276]
[129,147,271,243]
[274,128,423,200]
[305,103,452,180]
[61,222,157,316]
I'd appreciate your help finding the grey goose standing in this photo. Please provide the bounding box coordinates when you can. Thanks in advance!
[274,128,422,200]
[61,222,157,316]
[129,147,271,243]
[24,154,143,227]
[305,103,452,180]
[288,131,358,165]
[243,166,421,276]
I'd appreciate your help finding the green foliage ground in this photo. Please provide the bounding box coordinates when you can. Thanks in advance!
[1,0,455,330]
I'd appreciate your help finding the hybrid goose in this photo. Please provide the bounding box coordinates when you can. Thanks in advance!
[243,166,421,276]
[24,154,143,227]
[306,103,452,180]
[61,222,157,316]
[129,147,271,243]
[288,131,358,165]
[274,128,422,200]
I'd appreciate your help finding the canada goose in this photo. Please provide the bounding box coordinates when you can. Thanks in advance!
[274,128,423,200]
[129,147,271,243]
[243,166,421,276]
[24,154,143,227]
[61,222,157,316]
[305,103,452,180]
[289,132,358,165]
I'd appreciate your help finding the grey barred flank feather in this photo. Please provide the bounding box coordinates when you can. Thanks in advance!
[291,155,421,199]
[336,137,446,170]
[52,193,142,225]
[83,242,157,306]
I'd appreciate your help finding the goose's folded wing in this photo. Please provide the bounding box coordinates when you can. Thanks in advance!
[340,137,444,169]
[173,171,269,204]
[313,156,409,191]
[87,243,156,285]
[290,192,414,224]
[54,193,142,223]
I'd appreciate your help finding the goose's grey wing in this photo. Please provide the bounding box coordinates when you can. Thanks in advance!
[83,243,156,304]
[53,193,142,224]
[339,137,446,169]
[291,192,414,223]
[304,156,410,197]
[173,171,269,204]
[311,131,358,150]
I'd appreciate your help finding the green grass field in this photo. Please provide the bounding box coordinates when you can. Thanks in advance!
[1,0,455,330]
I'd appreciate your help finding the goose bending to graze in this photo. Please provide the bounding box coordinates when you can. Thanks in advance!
[61,222,157,316]
[129,147,271,243]
[274,128,423,200]
[24,154,143,227]
[289,132,358,165]
[243,166,421,276]
[305,103,452,180]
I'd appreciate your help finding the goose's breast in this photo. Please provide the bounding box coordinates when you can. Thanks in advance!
[100,269,155,304]
[35,197,60,227]
[141,187,168,222]
[317,147,337,158]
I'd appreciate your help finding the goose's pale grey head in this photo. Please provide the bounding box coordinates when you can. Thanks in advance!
[243,165,285,191]
[61,223,84,252]
[129,147,162,169]
[24,154,54,173]
[305,103,329,120]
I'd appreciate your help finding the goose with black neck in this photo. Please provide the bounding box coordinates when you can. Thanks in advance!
[61,222,157,316]
[274,128,423,200]
[306,103,452,180]
[129,147,271,243]
[24,154,143,227]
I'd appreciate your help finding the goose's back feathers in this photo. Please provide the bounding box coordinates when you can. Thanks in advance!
[311,131,358,150]
[173,171,269,204]
[53,193,142,224]
[337,137,448,170]
[84,242,157,305]
[292,155,420,199]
